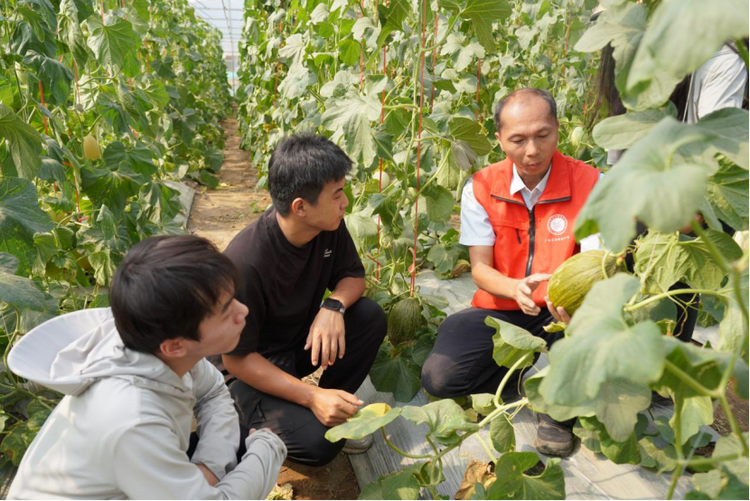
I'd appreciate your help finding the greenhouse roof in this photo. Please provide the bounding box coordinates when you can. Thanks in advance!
[188,0,243,92]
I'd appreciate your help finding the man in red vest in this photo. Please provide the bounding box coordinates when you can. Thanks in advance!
[421,88,601,457]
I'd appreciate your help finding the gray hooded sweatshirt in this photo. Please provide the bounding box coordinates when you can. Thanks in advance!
[7,308,287,499]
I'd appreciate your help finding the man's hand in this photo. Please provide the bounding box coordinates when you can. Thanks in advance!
[513,273,551,315]
[545,296,571,324]
[309,387,363,427]
[305,307,345,369]
[196,463,219,486]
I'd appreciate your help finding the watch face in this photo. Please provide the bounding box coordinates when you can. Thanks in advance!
[323,298,343,309]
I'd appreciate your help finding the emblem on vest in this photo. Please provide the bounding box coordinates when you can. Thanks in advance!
[547,214,568,236]
[324,248,333,258]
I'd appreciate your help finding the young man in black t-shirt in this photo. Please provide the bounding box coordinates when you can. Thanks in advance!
[221,134,387,466]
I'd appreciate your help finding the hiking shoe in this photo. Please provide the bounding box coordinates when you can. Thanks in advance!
[534,418,576,457]
[342,434,374,455]
[650,391,673,407]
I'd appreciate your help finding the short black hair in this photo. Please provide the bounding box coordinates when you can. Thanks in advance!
[493,88,558,134]
[110,235,237,354]
[268,133,352,215]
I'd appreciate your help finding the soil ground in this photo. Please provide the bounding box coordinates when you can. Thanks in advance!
[187,113,360,500]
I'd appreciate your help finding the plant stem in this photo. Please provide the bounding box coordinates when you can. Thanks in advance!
[624,288,723,312]
[689,222,750,455]
[493,353,533,408]
[678,453,743,468]
[475,432,497,463]
[663,360,719,398]
[735,38,749,68]
[666,469,680,501]
[718,394,749,455]
[689,221,731,273]
[383,104,418,110]
[421,14,460,53]
[673,399,684,459]
[380,428,433,460]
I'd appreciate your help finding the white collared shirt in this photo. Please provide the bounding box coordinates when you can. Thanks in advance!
[509,163,552,209]
[459,164,603,251]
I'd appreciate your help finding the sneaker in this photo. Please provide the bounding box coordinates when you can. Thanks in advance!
[534,417,576,457]
[342,434,374,455]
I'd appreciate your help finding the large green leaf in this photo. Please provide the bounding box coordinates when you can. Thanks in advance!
[322,92,381,166]
[401,399,479,446]
[359,468,421,500]
[486,315,546,370]
[441,34,485,73]
[574,416,641,465]
[86,247,118,286]
[103,141,158,179]
[345,211,379,252]
[325,404,402,442]
[526,367,651,443]
[80,164,142,215]
[23,51,73,105]
[540,274,664,406]
[0,271,48,311]
[638,436,677,472]
[627,0,749,95]
[489,414,515,453]
[574,1,681,111]
[376,0,410,47]
[574,2,646,98]
[486,452,565,500]
[657,336,749,401]
[0,253,19,273]
[462,0,512,53]
[635,230,742,293]
[420,184,454,223]
[701,163,749,232]
[279,33,307,65]
[449,117,492,157]
[693,108,750,170]
[86,16,139,69]
[670,396,713,446]
[370,344,422,403]
[592,107,674,150]
[575,118,714,251]
[0,104,43,179]
[0,178,53,275]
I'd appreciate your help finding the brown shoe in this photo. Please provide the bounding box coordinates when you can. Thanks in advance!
[534,418,576,457]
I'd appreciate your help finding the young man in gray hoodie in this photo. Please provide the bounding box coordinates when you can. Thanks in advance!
[7,235,287,499]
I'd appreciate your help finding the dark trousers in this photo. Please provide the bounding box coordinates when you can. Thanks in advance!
[229,297,387,467]
[421,307,562,399]
[671,282,698,343]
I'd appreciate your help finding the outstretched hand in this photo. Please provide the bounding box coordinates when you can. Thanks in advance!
[309,387,363,427]
[513,273,551,315]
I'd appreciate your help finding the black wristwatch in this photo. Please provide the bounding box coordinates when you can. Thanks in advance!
[320,297,346,314]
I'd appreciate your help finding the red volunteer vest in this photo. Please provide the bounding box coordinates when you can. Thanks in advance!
[471,151,600,311]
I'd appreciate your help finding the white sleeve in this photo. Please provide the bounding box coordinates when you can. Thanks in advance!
[190,359,240,481]
[580,172,606,251]
[694,49,748,121]
[114,424,286,500]
[459,177,496,246]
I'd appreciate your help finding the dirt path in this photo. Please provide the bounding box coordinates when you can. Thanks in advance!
[187,115,270,250]
[187,114,360,500]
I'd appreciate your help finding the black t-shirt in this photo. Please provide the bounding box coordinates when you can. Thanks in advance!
[224,207,365,357]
